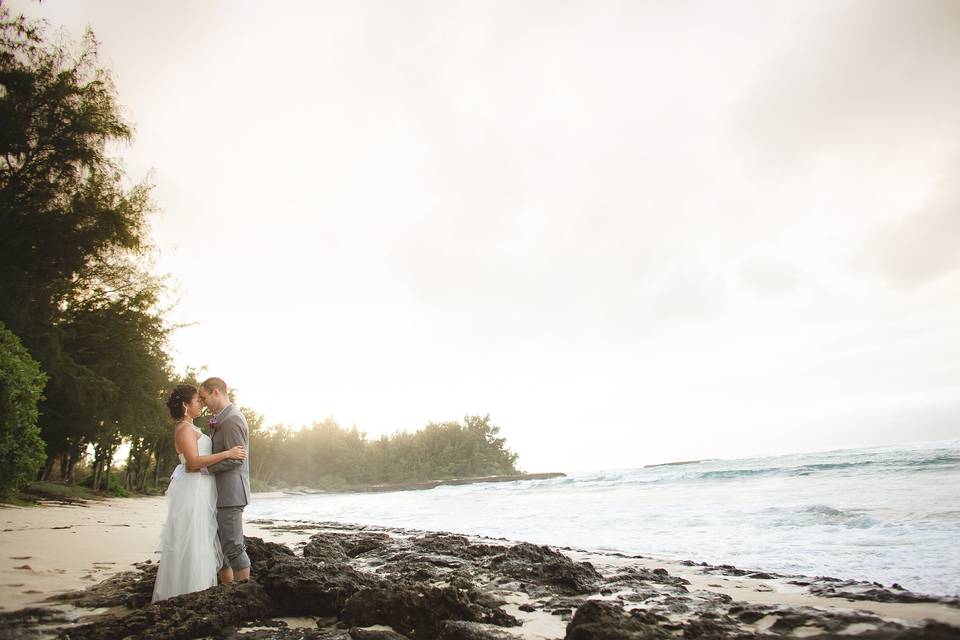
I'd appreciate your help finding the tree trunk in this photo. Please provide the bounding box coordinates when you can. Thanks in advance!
[38,456,55,481]
[58,454,69,481]
[124,446,136,491]
[65,447,79,483]
[92,458,101,492]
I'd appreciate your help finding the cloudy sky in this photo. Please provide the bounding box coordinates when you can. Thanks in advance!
[12,0,959,471]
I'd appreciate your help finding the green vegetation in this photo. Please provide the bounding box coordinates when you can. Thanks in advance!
[0,7,522,501]
[0,322,47,498]
[251,414,519,490]
[0,7,170,496]
[21,481,107,502]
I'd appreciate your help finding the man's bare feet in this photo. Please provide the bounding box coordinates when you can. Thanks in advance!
[218,567,234,584]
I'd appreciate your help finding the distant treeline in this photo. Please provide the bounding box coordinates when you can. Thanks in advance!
[250,414,519,490]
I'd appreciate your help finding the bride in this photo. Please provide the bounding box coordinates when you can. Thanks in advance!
[152,384,247,602]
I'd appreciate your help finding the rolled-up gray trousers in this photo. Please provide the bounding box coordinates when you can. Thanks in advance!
[216,506,250,571]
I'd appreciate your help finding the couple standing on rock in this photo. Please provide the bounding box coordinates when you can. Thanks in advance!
[151,377,252,602]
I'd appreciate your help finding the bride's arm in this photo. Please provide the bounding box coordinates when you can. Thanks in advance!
[175,425,246,472]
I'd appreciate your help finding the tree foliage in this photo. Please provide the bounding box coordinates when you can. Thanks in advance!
[0,321,47,497]
[0,7,170,491]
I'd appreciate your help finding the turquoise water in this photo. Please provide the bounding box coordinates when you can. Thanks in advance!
[247,439,960,595]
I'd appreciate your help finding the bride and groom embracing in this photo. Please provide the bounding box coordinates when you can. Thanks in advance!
[151,377,252,602]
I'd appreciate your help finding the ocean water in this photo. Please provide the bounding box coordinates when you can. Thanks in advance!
[246,439,960,596]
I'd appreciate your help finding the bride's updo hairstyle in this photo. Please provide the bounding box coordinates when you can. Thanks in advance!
[166,385,198,421]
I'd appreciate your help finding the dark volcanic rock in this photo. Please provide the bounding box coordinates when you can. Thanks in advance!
[340,531,392,557]
[2,520,953,640]
[300,531,394,562]
[627,608,671,627]
[0,607,70,626]
[563,600,671,640]
[437,620,520,640]
[60,581,274,640]
[379,549,468,575]
[701,564,752,577]
[606,566,690,589]
[489,543,602,595]
[50,562,157,609]
[302,533,350,563]
[674,614,750,640]
[414,532,500,560]
[729,605,768,625]
[891,622,960,639]
[236,628,349,640]
[347,629,410,640]
[0,607,72,640]
[245,535,296,564]
[728,603,912,637]
[359,533,496,584]
[254,555,382,616]
[809,580,960,608]
[341,585,519,640]
[542,596,588,614]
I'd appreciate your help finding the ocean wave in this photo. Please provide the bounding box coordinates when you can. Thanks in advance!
[346,442,960,501]
[555,445,960,491]
[766,504,882,529]
[898,453,960,468]
[561,462,870,488]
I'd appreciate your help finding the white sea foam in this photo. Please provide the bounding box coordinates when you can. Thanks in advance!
[247,439,960,595]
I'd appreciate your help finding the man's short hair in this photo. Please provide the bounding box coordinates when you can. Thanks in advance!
[201,377,228,395]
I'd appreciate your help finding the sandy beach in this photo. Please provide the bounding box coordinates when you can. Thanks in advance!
[1,496,958,638]
[0,495,289,613]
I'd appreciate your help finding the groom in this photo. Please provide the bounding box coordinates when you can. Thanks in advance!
[199,377,251,584]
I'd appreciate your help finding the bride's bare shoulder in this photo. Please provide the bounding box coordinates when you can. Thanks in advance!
[173,422,201,444]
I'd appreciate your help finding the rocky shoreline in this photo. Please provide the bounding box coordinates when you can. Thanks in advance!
[3,520,958,640]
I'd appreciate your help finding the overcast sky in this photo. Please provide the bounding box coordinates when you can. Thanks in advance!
[12,0,959,471]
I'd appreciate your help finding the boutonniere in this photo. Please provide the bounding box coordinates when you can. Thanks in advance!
[208,417,218,430]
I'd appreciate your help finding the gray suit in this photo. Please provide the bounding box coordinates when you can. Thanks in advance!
[207,403,251,571]
[207,403,250,507]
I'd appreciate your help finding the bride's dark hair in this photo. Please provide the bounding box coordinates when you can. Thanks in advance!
[166,385,197,421]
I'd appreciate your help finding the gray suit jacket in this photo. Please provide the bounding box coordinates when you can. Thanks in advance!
[207,404,250,508]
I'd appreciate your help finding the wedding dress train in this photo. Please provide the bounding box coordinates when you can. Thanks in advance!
[152,427,223,602]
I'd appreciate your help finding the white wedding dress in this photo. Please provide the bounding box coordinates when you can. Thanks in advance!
[152,427,223,602]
